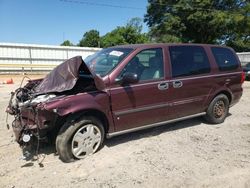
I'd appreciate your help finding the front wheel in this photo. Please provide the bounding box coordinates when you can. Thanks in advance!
[204,94,229,124]
[56,116,104,162]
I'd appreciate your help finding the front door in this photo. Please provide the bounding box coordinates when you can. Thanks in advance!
[109,48,170,131]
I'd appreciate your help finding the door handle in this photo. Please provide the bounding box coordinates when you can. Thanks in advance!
[173,80,183,88]
[158,82,169,90]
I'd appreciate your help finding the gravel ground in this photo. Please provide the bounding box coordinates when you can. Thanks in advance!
[0,75,250,188]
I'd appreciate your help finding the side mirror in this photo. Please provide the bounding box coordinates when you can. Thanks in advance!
[116,72,139,85]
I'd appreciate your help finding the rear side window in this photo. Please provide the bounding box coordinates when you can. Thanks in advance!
[170,46,210,78]
[211,47,239,71]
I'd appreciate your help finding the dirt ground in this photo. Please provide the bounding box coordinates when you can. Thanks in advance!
[0,74,250,188]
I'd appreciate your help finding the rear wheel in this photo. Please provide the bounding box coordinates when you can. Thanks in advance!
[56,116,104,162]
[204,94,229,124]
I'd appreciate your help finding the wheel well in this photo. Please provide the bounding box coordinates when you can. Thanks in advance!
[66,109,109,133]
[215,91,232,104]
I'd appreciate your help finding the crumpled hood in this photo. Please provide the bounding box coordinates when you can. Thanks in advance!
[35,56,105,94]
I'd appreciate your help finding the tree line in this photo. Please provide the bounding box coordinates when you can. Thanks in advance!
[61,18,148,48]
[61,0,250,52]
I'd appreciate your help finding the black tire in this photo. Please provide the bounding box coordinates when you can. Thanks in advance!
[56,116,104,163]
[204,94,229,124]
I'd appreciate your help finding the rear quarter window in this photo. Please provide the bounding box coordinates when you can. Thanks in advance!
[211,47,239,71]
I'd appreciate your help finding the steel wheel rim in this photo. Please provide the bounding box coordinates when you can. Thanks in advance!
[71,124,101,159]
[213,100,225,118]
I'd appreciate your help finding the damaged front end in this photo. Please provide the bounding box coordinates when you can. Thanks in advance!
[6,79,60,159]
[6,56,105,159]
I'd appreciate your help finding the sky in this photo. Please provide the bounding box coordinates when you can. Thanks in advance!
[0,0,148,45]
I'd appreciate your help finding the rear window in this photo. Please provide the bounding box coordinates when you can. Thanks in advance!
[211,47,239,71]
[169,46,210,78]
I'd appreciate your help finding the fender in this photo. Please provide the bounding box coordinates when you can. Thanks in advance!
[204,85,233,109]
[41,91,114,132]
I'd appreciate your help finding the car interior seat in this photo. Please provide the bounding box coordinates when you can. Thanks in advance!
[140,54,163,80]
[122,56,144,78]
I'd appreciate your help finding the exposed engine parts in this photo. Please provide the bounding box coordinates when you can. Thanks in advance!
[5,56,103,162]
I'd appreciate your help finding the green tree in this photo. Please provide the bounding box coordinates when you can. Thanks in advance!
[126,17,143,33]
[144,0,250,51]
[60,40,73,46]
[101,18,149,47]
[78,29,100,47]
[224,3,250,51]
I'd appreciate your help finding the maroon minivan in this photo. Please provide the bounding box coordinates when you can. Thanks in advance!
[6,44,244,162]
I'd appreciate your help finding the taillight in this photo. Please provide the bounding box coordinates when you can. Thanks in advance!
[241,71,245,84]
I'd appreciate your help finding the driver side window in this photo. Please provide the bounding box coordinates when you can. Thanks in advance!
[118,48,164,82]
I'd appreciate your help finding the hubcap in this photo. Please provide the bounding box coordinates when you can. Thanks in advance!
[213,100,225,118]
[71,124,101,159]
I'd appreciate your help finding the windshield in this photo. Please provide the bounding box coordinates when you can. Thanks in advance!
[84,48,133,77]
